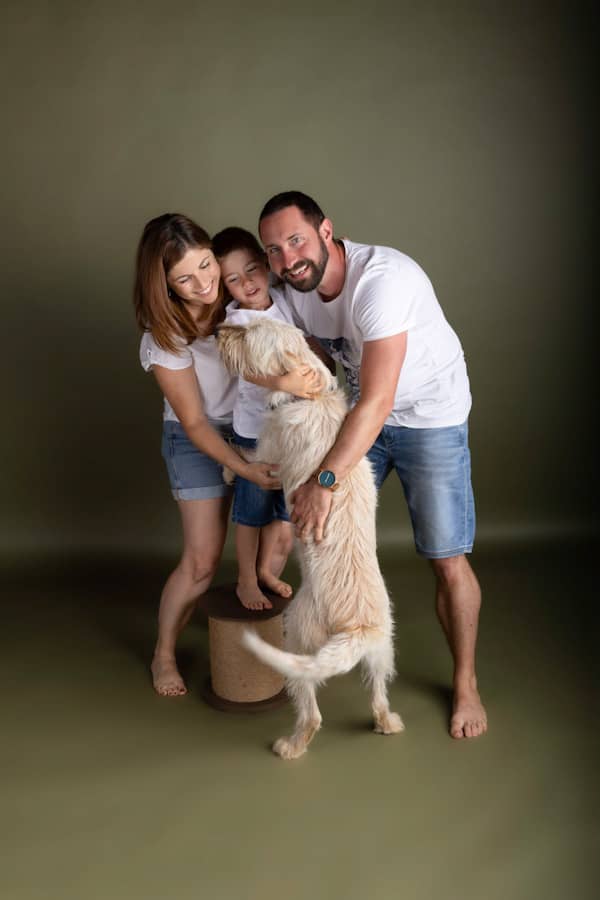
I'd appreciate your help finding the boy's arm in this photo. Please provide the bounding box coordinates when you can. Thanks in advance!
[248,366,324,398]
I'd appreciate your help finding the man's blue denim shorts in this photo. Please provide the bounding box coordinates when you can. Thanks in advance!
[161,420,233,501]
[367,420,475,559]
[231,432,290,528]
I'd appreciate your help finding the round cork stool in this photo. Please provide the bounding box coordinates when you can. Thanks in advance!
[197,583,292,712]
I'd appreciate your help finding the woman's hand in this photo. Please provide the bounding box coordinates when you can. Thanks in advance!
[280,365,324,399]
[244,461,282,490]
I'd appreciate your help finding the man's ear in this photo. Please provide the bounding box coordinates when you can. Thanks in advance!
[319,217,334,244]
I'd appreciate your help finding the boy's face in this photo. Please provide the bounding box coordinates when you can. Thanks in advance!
[218,248,271,310]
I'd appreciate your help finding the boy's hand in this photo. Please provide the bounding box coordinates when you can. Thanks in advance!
[280,365,323,399]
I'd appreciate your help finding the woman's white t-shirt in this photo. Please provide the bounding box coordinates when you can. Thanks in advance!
[224,298,295,439]
[139,331,236,424]
[281,240,471,428]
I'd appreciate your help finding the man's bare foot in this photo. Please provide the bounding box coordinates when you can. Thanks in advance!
[450,680,487,739]
[237,581,273,611]
[258,569,293,599]
[151,656,187,697]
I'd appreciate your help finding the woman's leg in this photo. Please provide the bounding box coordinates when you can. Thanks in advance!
[235,524,273,611]
[152,495,231,696]
[257,520,294,598]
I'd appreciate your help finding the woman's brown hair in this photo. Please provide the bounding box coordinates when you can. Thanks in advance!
[133,213,226,353]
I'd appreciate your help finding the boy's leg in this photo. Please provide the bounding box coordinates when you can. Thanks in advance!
[235,523,273,610]
[257,520,294,598]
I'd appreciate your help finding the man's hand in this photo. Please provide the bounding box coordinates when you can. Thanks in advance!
[290,480,333,543]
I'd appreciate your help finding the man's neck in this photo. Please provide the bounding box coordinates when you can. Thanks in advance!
[317,239,346,302]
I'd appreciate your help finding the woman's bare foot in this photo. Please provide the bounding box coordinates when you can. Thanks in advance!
[151,655,187,697]
[237,580,273,611]
[450,680,487,739]
[258,569,293,598]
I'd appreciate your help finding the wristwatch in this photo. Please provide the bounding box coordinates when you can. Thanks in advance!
[316,468,340,492]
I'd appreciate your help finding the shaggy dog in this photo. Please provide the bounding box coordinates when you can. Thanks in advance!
[217,319,404,759]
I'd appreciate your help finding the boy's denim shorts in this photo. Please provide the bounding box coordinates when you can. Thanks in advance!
[161,420,234,501]
[367,420,475,559]
[231,432,290,528]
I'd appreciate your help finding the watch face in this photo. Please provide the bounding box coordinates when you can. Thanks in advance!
[318,469,336,488]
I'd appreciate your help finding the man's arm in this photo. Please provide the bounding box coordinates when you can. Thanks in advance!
[290,332,407,542]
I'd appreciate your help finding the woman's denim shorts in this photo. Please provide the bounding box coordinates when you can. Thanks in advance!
[161,420,233,501]
[231,432,290,528]
[367,420,475,559]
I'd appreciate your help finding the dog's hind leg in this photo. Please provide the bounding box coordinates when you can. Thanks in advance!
[272,678,322,760]
[362,639,405,735]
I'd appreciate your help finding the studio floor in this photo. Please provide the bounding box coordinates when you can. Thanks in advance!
[2,543,597,900]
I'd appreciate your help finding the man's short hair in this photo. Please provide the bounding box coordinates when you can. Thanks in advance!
[259,191,325,231]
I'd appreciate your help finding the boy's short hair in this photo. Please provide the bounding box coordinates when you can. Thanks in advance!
[258,191,325,231]
[212,226,265,261]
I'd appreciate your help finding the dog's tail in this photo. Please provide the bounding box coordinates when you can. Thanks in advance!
[242,629,367,683]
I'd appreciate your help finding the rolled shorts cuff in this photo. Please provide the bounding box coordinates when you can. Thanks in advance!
[417,543,474,560]
[172,484,232,501]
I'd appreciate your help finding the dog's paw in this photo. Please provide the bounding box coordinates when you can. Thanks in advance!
[222,465,236,485]
[272,737,307,760]
[374,712,405,735]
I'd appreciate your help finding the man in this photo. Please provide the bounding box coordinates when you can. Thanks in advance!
[258,190,487,740]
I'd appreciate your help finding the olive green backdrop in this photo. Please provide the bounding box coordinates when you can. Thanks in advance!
[1,0,595,561]
[1,6,597,900]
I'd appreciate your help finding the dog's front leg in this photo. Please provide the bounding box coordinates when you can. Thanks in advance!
[272,678,322,760]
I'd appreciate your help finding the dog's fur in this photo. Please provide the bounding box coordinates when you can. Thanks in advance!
[217,319,403,759]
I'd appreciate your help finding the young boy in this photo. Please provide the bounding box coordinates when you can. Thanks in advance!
[212,227,299,611]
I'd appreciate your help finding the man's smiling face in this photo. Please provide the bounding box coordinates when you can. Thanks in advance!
[259,205,330,293]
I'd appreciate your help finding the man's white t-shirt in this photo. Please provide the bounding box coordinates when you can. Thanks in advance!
[139,331,236,425]
[224,298,295,439]
[280,240,471,428]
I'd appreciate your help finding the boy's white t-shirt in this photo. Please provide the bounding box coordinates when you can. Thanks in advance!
[139,331,236,425]
[224,298,295,439]
[280,240,471,428]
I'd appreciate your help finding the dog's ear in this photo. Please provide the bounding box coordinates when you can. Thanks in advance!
[216,325,248,376]
[282,352,302,370]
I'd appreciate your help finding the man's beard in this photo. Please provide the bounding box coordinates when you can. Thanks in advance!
[281,237,329,292]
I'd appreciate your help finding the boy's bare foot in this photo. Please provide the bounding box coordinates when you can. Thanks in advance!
[237,581,273,611]
[151,655,187,697]
[450,680,487,739]
[258,570,293,598]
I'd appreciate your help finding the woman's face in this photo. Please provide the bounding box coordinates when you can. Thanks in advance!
[167,246,221,308]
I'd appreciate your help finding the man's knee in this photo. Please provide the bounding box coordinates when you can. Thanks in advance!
[429,554,471,588]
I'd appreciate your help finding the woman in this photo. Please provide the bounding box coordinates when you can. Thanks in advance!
[134,213,319,696]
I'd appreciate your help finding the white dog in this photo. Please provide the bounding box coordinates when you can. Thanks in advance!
[217,319,404,759]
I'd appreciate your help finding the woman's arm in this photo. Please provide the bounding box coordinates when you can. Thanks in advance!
[152,365,280,489]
